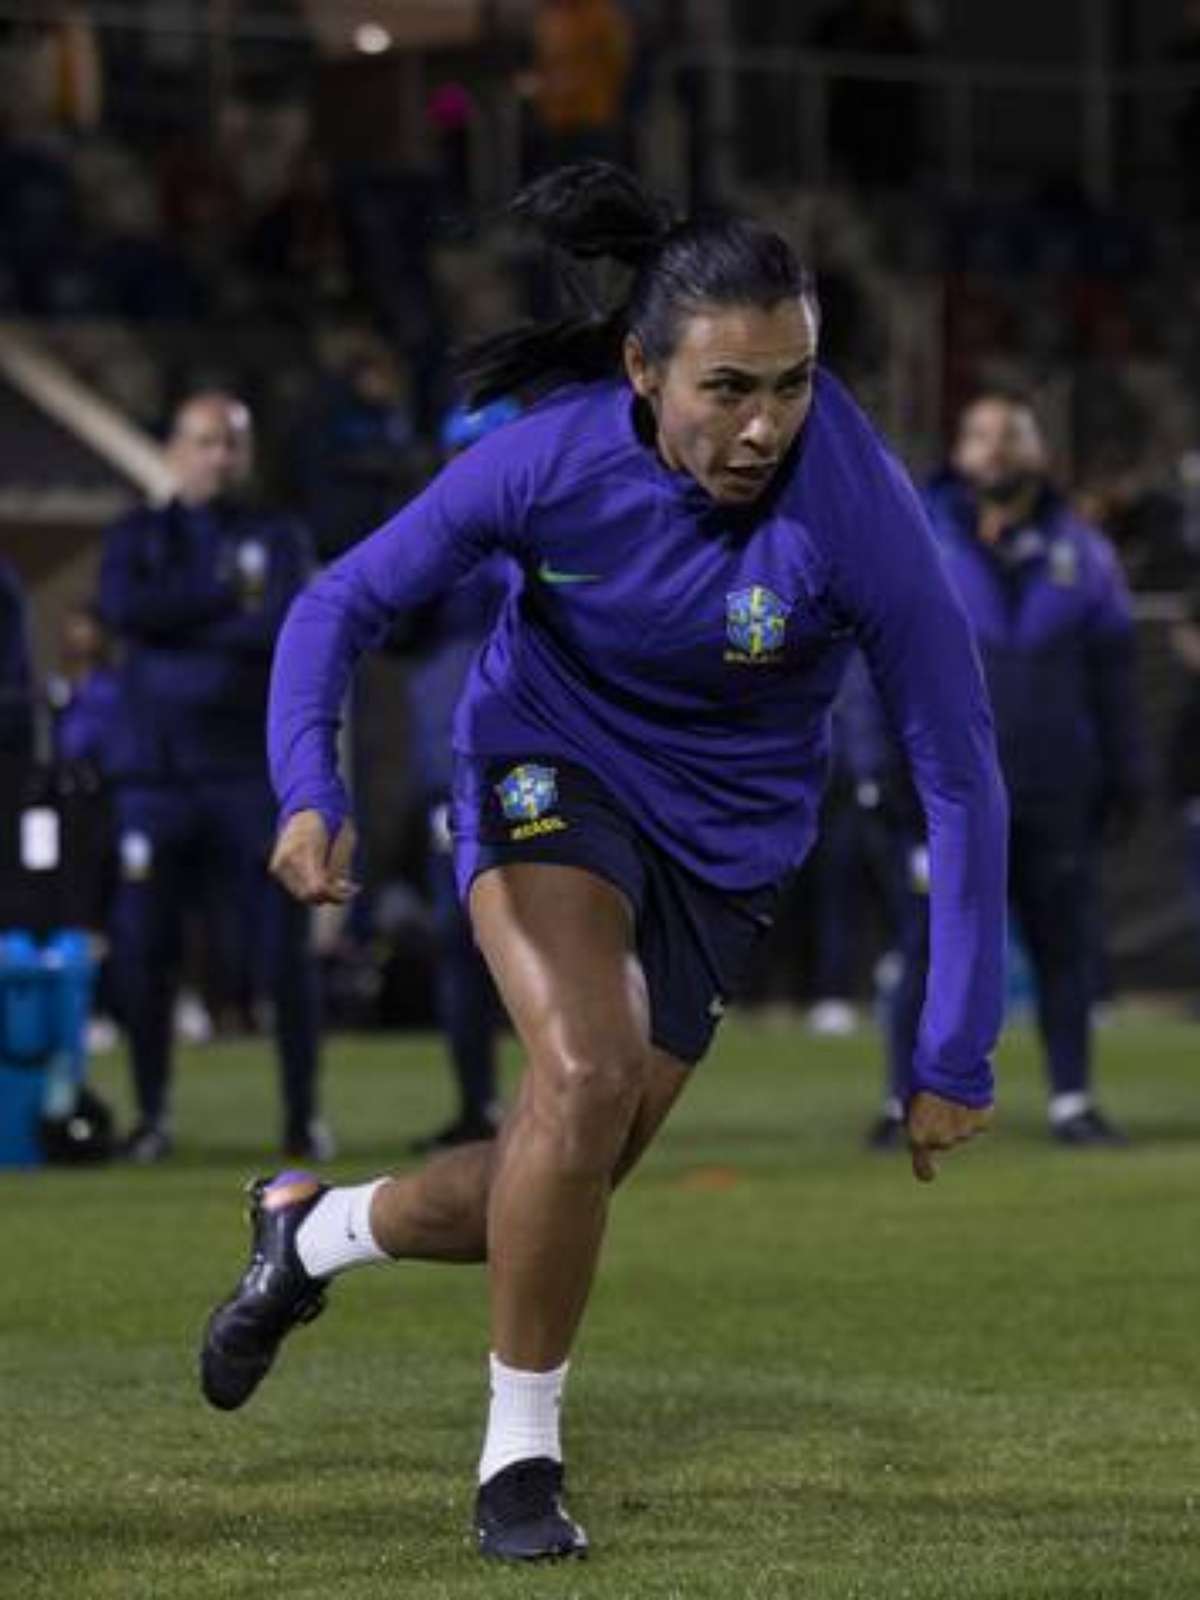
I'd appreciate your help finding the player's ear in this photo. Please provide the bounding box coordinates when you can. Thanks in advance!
[623,333,658,401]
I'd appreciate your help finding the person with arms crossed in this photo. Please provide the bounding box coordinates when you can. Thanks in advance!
[200,164,1006,1562]
[99,392,329,1162]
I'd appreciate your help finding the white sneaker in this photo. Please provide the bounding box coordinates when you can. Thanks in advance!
[807,998,859,1037]
[86,1015,119,1055]
[175,990,214,1045]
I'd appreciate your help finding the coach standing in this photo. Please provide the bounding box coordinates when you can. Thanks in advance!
[99,392,328,1162]
[884,388,1145,1145]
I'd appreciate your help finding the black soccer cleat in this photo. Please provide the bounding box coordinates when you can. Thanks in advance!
[475,1458,588,1562]
[1051,1107,1129,1147]
[200,1173,330,1411]
[408,1107,502,1157]
[865,1112,906,1151]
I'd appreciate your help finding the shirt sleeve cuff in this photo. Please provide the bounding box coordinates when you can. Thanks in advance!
[909,1056,995,1110]
[278,787,350,843]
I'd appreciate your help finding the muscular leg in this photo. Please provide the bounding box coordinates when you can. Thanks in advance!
[478,864,650,1367]
[369,1043,687,1262]
[367,865,691,1366]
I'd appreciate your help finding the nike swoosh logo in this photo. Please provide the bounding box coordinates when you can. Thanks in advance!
[537,563,601,585]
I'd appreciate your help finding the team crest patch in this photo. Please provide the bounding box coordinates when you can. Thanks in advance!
[496,764,567,840]
[725,585,791,663]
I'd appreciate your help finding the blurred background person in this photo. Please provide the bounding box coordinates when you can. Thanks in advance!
[876,388,1147,1147]
[392,397,520,1153]
[46,603,123,1057]
[50,602,121,773]
[806,654,909,1037]
[525,0,634,174]
[98,391,328,1163]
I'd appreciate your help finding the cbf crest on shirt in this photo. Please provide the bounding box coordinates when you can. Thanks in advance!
[495,763,566,841]
[725,585,792,663]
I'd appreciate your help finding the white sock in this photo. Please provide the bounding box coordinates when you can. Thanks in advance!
[1048,1091,1092,1126]
[295,1179,391,1278]
[478,1354,569,1485]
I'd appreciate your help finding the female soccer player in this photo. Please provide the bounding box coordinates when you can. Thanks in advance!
[200,163,1006,1562]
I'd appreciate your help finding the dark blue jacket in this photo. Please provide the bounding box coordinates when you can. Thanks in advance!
[924,473,1144,816]
[98,499,312,781]
[0,559,33,761]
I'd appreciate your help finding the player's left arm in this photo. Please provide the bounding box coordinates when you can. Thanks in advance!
[830,446,1008,1181]
[268,428,531,858]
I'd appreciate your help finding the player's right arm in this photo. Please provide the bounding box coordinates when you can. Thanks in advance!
[267,434,529,899]
[823,427,1007,1181]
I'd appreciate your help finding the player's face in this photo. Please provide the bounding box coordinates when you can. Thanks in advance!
[625,298,818,504]
[167,397,254,506]
[953,399,1046,501]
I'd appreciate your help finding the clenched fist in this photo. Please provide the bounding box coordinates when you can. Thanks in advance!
[907,1090,992,1184]
[270,810,359,905]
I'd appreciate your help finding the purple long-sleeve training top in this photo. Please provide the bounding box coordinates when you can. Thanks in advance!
[269,371,1007,1106]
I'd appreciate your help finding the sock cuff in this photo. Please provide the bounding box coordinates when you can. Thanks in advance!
[489,1353,570,1391]
[348,1177,389,1254]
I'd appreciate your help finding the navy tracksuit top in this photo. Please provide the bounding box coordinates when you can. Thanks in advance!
[98,499,312,782]
[922,474,1143,817]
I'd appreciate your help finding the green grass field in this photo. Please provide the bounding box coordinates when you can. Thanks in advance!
[2,1013,1198,1599]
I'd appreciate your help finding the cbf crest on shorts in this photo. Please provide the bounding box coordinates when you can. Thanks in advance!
[496,764,567,841]
[725,584,791,664]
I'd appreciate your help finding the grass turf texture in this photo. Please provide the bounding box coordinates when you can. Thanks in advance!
[2,1014,1198,1599]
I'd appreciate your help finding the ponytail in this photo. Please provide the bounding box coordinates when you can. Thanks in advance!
[456,162,673,405]
[456,162,815,407]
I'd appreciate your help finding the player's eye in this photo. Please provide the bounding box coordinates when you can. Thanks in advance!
[777,370,813,397]
[704,376,754,398]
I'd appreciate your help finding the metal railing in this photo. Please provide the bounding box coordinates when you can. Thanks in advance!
[640,45,1200,208]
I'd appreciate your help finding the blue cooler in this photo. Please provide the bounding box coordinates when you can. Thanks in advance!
[0,929,95,1166]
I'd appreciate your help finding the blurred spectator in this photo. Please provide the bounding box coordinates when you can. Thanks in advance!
[47,603,122,1053]
[808,0,930,191]
[49,602,122,772]
[157,130,243,295]
[336,166,446,434]
[0,557,33,763]
[527,0,634,172]
[0,125,79,312]
[878,389,1147,1147]
[97,390,328,1163]
[287,338,418,561]
[246,142,347,305]
[392,398,522,1152]
[1166,588,1200,1012]
[806,655,908,1035]
[1074,457,1194,591]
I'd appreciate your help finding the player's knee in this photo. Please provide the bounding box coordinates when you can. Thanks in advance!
[543,1043,646,1172]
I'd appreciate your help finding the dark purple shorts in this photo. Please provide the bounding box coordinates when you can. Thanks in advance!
[452,754,777,1064]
